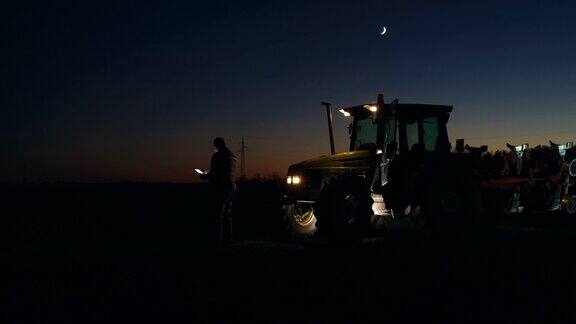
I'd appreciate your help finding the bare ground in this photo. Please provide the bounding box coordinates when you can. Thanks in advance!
[2,183,576,323]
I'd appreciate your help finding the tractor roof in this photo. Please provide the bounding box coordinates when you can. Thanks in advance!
[340,103,453,118]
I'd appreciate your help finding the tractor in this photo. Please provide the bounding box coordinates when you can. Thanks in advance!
[282,94,481,240]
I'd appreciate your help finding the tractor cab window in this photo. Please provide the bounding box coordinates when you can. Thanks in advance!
[351,116,377,151]
[401,116,440,153]
[406,119,419,152]
[422,117,438,151]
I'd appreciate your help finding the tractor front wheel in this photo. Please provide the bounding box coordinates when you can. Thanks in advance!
[314,175,373,243]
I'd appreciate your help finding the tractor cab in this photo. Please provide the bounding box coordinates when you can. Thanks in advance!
[338,99,453,157]
[340,99,451,167]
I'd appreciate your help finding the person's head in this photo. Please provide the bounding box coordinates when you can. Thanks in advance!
[213,137,226,152]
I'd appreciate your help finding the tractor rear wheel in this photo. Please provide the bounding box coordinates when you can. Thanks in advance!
[314,175,373,243]
[420,175,482,232]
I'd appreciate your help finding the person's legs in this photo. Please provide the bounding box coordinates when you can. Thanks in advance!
[212,187,235,252]
[219,191,235,247]
[212,192,226,252]
[226,207,233,243]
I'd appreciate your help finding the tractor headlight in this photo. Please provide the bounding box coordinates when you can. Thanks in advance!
[286,175,302,185]
[364,105,378,112]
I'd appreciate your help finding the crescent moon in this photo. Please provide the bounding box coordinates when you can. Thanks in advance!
[381,27,387,35]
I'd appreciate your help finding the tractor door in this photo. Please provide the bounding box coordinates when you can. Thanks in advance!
[371,97,397,193]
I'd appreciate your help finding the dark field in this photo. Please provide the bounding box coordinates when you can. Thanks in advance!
[3,182,576,323]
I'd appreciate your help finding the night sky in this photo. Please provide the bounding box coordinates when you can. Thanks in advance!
[2,0,576,183]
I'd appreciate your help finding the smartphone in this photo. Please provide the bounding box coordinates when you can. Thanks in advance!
[194,168,205,175]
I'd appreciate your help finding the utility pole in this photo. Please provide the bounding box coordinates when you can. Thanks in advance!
[240,136,247,179]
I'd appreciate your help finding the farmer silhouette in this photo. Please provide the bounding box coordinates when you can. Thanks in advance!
[205,137,237,251]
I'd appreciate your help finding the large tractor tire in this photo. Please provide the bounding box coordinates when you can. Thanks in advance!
[314,175,373,243]
[416,174,482,232]
[282,203,316,238]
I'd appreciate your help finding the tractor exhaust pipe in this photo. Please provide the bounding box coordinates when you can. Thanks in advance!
[321,102,335,155]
